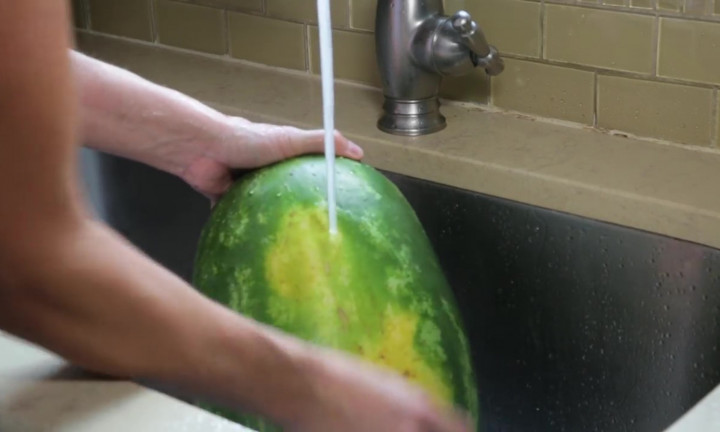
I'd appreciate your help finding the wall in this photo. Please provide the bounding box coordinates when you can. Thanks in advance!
[71,0,720,148]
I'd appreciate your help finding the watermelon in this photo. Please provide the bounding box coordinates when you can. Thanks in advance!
[192,155,479,431]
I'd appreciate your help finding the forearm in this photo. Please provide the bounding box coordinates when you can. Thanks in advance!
[71,51,230,177]
[0,220,316,425]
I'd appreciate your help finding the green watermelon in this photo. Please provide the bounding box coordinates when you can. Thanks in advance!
[192,155,479,431]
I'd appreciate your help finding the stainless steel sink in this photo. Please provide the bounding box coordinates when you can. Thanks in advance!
[81,150,720,432]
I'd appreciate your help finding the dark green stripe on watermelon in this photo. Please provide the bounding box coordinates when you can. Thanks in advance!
[193,156,479,430]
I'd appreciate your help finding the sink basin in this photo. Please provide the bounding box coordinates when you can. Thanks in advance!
[81,150,720,432]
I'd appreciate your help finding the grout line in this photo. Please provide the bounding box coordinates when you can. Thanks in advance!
[445,96,720,155]
[543,0,720,23]
[652,15,660,76]
[349,0,354,29]
[223,8,230,57]
[304,24,310,72]
[499,52,717,90]
[540,0,547,59]
[77,29,331,80]
[261,0,266,15]
[712,88,719,148]
[346,0,351,29]
[227,11,361,30]
[488,75,495,107]
[593,72,599,128]
[81,0,91,30]
[150,0,159,43]
[85,0,94,30]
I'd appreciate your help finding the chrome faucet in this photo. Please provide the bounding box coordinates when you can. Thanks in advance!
[375,1,505,136]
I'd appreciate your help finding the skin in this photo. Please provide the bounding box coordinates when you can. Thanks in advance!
[0,2,471,431]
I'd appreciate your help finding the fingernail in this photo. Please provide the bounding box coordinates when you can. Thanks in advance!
[349,142,364,159]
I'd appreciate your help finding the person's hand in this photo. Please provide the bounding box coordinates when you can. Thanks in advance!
[284,348,473,432]
[181,117,363,201]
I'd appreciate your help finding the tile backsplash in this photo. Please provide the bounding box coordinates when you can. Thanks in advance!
[72,0,720,148]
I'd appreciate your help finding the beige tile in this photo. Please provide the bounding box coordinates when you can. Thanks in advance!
[716,0,720,14]
[716,93,720,147]
[443,0,464,12]
[658,0,683,11]
[156,0,226,54]
[597,75,714,146]
[89,0,153,41]
[71,0,88,29]
[440,69,490,105]
[630,0,654,8]
[492,58,595,124]
[462,0,542,57]
[229,13,306,70]
[174,0,262,12]
[684,0,713,15]
[267,0,349,27]
[545,5,655,74]
[309,27,380,86]
[659,18,720,85]
[350,0,377,31]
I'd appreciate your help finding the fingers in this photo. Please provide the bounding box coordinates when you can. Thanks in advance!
[281,127,364,161]
[223,118,365,168]
[181,158,233,202]
[331,130,364,160]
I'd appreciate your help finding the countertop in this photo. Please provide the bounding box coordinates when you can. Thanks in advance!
[0,330,716,431]
[0,332,248,431]
[2,31,719,432]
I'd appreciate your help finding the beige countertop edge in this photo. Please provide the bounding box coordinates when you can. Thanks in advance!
[0,332,249,432]
[75,31,720,250]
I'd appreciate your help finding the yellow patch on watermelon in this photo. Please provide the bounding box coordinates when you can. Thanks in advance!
[265,206,451,405]
[264,206,349,345]
[265,206,346,301]
[360,311,452,404]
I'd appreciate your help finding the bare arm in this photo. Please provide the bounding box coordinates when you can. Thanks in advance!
[0,1,319,422]
[0,2,468,431]
[72,51,363,200]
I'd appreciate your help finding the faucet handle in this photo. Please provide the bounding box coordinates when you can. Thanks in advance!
[450,10,504,76]
[451,10,476,37]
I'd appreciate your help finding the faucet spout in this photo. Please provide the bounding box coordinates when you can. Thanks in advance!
[449,11,504,76]
[375,0,504,136]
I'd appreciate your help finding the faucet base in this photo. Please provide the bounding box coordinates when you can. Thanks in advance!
[377,97,446,136]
